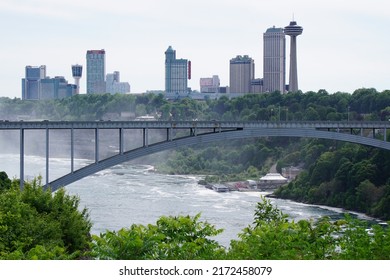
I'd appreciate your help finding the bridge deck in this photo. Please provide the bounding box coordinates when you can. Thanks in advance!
[1,120,390,130]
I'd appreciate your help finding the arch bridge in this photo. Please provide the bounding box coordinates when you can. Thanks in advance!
[1,120,390,192]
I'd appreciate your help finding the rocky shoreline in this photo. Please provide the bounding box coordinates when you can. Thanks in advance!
[199,180,283,193]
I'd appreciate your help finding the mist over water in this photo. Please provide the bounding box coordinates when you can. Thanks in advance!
[0,153,378,247]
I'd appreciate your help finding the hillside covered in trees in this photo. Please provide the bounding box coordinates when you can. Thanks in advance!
[1,88,390,219]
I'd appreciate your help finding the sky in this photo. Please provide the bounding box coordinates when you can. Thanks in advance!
[0,0,389,98]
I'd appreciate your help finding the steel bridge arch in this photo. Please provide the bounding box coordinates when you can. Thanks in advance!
[47,127,390,191]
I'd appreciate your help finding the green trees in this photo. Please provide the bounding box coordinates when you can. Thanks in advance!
[227,197,390,260]
[91,213,225,260]
[1,169,389,259]
[0,172,11,192]
[275,142,390,220]
[0,175,92,259]
[1,87,390,122]
[90,197,390,260]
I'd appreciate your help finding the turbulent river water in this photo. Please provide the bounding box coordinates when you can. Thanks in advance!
[0,153,378,247]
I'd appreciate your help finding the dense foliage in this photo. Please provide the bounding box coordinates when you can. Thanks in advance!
[227,198,390,260]
[92,213,225,260]
[91,197,390,260]
[0,173,92,259]
[1,174,389,259]
[275,141,390,220]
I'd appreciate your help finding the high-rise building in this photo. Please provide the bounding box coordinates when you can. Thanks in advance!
[86,49,106,94]
[106,71,130,94]
[229,55,254,93]
[71,64,83,94]
[40,76,76,99]
[22,65,46,100]
[165,46,189,94]
[22,65,76,100]
[263,27,286,93]
[284,21,303,92]
[200,75,220,93]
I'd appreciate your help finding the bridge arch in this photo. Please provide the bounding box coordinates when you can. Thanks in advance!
[47,127,390,191]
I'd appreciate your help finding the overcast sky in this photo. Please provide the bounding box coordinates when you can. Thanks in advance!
[0,0,389,98]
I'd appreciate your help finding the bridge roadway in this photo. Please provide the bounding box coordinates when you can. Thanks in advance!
[1,120,390,191]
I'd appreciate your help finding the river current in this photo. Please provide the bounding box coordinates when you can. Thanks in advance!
[0,153,377,247]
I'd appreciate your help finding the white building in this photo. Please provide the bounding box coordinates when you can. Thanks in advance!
[106,71,130,94]
[258,173,288,190]
[259,173,288,184]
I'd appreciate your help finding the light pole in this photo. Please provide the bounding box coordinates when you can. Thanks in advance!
[347,106,350,122]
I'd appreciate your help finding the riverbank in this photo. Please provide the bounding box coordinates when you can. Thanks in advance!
[200,180,282,193]
[197,177,386,224]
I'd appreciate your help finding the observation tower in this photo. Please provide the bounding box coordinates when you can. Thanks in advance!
[284,21,303,92]
[71,64,83,94]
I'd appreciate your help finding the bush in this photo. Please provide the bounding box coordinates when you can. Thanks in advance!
[91,213,225,260]
[0,176,92,259]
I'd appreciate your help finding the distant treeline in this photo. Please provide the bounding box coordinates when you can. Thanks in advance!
[1,88,390,122]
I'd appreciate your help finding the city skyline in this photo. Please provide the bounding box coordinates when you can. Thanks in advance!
[1,0,389,98]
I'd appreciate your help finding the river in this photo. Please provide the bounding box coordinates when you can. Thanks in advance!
[0,153,377,247]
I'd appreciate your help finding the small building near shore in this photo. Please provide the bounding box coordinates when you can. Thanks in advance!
[258,173,288,190]
[259,173,288,183]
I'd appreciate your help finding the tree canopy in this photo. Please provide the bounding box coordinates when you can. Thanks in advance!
[0,175,92,259]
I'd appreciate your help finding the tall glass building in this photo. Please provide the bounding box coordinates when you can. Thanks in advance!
[263,27,286,93]
[165,46,189,94]
[22,65,46,100]
[86,49,106,94]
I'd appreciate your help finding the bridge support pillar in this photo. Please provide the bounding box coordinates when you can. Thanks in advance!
[95,128,99,163]
[167,128,173,141]
[143,128,149,147]
[20,128,24,189]
[190,128,198,136]
[71,127,74,173]
[119,128,124,154]
[46,127,49,186]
